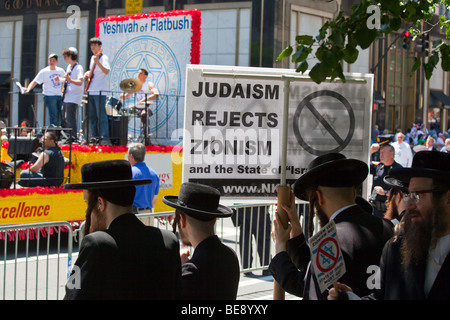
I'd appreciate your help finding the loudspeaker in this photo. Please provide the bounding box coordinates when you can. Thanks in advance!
[8,137,40,162]
[108,116,128,146]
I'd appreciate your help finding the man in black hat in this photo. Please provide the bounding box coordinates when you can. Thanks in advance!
[383,176,409,226]
[269,153,393,300]
[163,182,240,300]
[63,160,181,299]
[331,151,450,300]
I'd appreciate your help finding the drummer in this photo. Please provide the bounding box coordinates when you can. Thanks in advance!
[120,68,159,110]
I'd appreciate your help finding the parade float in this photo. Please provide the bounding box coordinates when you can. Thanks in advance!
[0,8,201,239]
[0,142,183,239]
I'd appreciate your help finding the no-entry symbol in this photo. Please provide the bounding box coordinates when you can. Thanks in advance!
[293,90,355,156]
[309,220,346,293]
[316,237,340,273]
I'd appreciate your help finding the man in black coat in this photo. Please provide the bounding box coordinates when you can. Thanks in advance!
[331,151,450,300]
[63,160,181,300]
[269,153,393,300]
[163,182,240,300]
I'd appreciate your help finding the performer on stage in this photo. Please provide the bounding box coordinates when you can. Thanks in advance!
[120,69,159,145]
[22,54,65,127]
[120,68,159,105]
[57,47,84,141]
[84,37,110,145]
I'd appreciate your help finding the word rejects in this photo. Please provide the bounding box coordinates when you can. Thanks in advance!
[309,220,345,293]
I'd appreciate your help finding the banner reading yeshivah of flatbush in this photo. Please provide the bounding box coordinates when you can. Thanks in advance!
[96,9,201,145]
[182,65,373,198]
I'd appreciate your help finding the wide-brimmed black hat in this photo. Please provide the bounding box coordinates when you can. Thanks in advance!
[64,160,152,190]
[389,151,450,183]
[293,153,368,201]
[163,182,233,221]
[383,175,409,192]
[64,160,153,207]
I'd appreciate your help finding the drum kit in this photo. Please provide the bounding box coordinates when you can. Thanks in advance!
[105,78,154,145]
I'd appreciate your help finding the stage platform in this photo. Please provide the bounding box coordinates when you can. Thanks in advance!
[0,142,183,230]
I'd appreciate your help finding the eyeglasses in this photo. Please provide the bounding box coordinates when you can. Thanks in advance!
[402,189,445,205]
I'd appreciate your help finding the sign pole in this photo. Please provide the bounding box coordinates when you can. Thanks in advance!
[273,76,291,300]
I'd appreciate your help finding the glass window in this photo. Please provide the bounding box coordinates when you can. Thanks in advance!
[199,8,251,66]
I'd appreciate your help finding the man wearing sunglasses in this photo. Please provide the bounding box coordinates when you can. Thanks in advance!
[330,151,450,300]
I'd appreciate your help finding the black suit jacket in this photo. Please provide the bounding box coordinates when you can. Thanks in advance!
[64,213,181,300]
[181,235,240,300]
[367,236,450,300]
[269,204,393,300]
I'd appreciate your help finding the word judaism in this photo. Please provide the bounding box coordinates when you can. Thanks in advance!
[102,16,190,35]
[192,82,280,100]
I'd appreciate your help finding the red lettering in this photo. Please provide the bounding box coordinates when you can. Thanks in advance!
[2,207,9,219]
[17,202,23,217]
[23,206,30,217]
[44,205,50,216]
[9,207,16,218]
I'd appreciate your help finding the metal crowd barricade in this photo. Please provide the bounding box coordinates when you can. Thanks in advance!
[0,202,309,300]
[226,202,309,274]
[134,202,310,275]
[0,221,73,300]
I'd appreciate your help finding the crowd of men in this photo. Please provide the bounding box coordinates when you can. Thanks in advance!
[61,148,449,300]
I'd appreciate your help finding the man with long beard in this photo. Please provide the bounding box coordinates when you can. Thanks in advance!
[330,151,450,300]
[269,153,394,299]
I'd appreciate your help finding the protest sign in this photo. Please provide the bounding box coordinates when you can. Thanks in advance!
[309,220,346,293]
[183,65,373,198]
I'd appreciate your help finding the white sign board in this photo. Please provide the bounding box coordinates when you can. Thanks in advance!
[96,10,201,145]
[309,220,346,293]
[183,65,373,198]
[124,153,173,189]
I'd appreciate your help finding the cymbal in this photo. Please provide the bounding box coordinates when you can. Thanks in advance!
[120,78,142,93]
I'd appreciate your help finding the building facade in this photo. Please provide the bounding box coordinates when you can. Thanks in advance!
[0,0,448,134]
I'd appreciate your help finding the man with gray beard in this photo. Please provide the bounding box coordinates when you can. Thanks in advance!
[330,151,450,300]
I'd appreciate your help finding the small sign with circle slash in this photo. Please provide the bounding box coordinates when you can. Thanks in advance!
[309,220,346,293]
[293,90,356,156]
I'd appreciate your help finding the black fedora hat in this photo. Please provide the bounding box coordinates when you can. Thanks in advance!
[64,160,152,190]
[293,153,368,201]
[389,151,450,183]
[383,175,409,192]
[163,182,233,221]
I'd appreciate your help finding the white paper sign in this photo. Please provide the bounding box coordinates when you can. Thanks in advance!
[183,65,373,198]
[309,220,346,293]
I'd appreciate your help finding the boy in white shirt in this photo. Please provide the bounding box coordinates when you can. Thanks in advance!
[57,47,84,141]
[23,54,65,127]
[84,37,111,145]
